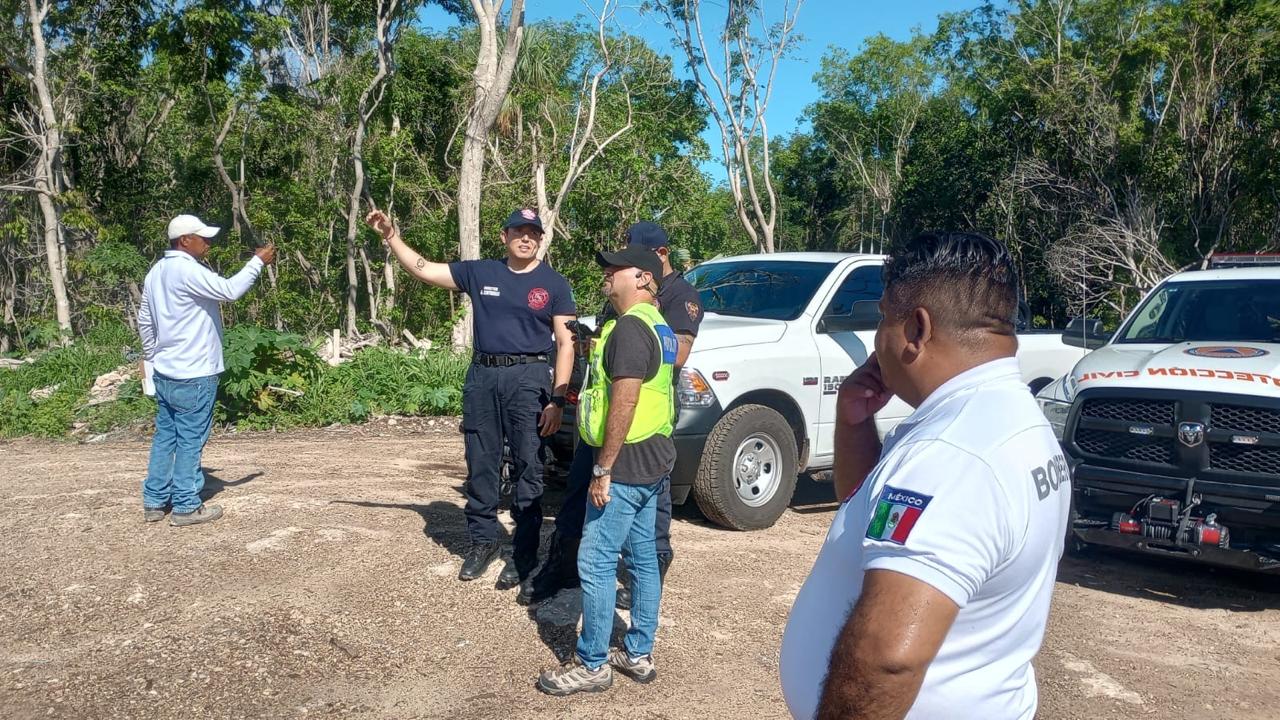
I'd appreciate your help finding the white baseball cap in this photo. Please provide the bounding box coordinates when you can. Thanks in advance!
[167,214,220,240]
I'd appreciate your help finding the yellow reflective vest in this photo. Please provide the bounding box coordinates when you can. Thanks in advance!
[577,301,677,447]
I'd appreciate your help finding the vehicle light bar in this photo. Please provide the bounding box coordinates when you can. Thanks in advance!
[1207,253,1280,268]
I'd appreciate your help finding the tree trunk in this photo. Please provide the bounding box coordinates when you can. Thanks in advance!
[26,0,70,333]
[455,0,525,351]
[343,0,399,338]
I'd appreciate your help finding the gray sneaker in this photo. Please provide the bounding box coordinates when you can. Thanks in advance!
[536,658,613,696]
[608,648,656,683]
[143,507,167,523]
[170,504,223,527]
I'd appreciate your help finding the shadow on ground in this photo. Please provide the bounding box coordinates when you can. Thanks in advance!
[200,468,263,502]
[329,498,508,559]
[1056,548,1280,611]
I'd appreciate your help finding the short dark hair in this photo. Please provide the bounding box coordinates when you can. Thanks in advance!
[882,231,1019,339]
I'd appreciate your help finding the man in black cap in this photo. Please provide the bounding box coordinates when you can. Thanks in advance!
[522,221,702,608]
[366,207,576,589]
[537,245,677,696]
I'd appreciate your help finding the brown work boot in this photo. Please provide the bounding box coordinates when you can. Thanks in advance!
[536,657,613,696]
[608,648,657,684]
[170,504,223,527]
[143,507,167,523]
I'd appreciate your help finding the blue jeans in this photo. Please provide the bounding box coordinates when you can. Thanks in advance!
[576,479,664,670]
[143,373,219,514]
[558,439,673,556]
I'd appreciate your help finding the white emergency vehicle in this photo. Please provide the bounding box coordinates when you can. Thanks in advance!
[1037,254,1280,572]
[558,252,1087,530]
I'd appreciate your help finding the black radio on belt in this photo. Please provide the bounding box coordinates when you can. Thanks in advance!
[473,352,550,367]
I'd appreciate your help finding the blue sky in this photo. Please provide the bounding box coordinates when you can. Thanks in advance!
[416,0,976,163]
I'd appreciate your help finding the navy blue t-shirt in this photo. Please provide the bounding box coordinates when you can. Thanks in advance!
[449,259,575,355]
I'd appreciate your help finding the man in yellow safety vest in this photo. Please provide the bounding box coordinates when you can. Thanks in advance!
[537,245,678,696]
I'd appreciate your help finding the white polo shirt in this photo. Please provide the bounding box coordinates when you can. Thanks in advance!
[780,358,1070,720]
[138,251,264,380]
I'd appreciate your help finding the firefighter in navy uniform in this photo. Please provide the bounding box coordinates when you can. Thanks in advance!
[366,208,576,588]
[522,222,702,607]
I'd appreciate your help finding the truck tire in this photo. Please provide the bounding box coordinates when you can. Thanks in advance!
[693,404,798,531]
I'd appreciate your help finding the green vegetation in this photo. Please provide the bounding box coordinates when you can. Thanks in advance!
[4,0,1279,437]
[0,323,468,438]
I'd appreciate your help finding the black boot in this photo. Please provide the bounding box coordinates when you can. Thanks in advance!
[498,545,538,589]
[616,552,672,611]
[519,534,580,605]
[458,541,500,581]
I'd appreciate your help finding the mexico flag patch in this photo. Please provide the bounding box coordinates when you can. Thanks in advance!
[866,486,933,545]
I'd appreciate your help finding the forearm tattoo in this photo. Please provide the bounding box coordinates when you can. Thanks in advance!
[415,257,426,270]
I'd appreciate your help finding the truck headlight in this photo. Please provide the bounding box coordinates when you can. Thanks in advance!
[1037,398,1071,440]
[678,368,716,408]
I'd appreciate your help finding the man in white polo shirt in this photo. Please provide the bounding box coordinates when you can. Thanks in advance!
[137,214,275,526]
[780,231,1070,720]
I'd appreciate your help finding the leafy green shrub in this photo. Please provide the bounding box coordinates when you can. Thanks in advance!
[0,342,131,437]
[219,325,323,423]
[79,378,155,433]
[278,348,468,429]
[0,325,469,437]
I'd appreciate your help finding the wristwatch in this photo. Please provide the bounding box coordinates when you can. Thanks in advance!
[550,395,566,408]
[592,464,611,478]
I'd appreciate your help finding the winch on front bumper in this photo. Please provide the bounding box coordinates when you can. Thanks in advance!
[1064,387,1280,572]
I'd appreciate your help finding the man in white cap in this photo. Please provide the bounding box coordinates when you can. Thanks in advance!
[136,214,275,526]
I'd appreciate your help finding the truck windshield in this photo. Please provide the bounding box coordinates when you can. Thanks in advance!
[1117,279,1280,344]
[686,260,838,321]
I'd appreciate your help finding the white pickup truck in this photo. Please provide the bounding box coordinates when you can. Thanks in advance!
[556,252,1088,531]
[1035,254,1280,572]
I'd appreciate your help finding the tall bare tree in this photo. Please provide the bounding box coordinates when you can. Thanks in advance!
[653,0,801,253]
[342,0,402,337]
[452,0,524,349]
[4,0,72,334]
[526,0,641,259]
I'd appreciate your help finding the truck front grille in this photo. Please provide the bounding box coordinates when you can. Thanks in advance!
[1209,444,1280,474]
[1069,391,1280,484]
[1076,428,1175,464]
[1081,398,1175,425]
[1211,404,1280,435]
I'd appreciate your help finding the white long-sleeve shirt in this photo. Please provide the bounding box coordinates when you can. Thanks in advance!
[138,250,264,379]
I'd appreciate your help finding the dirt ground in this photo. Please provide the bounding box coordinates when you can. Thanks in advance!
[2,418,1278,720]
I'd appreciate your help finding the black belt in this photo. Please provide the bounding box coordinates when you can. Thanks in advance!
[473,352,550,367]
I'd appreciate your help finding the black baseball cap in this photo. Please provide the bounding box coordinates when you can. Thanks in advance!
[597,245,664,279]
[625,221,668,249]
[503,207,544,232]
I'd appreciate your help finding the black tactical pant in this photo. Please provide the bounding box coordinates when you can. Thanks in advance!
[461,361,550,562]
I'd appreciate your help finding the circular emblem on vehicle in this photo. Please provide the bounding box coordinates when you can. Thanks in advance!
[1178,422,1206,448]
[527,287,549,310]
[1184,346,1269,358]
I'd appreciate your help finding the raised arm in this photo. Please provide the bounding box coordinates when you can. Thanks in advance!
[365,210,458,290]
[833,353,892,501]
[186,250,268,302]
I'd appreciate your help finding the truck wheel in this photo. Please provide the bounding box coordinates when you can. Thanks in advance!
[693,404,798,531]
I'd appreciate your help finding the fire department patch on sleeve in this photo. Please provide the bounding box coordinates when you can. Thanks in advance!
[866,485,932,545]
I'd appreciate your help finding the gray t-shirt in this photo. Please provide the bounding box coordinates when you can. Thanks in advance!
[599,315,677,485]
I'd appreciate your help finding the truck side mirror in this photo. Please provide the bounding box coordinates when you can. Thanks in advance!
[819,300,881,333]
[1063,317,1109,349]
